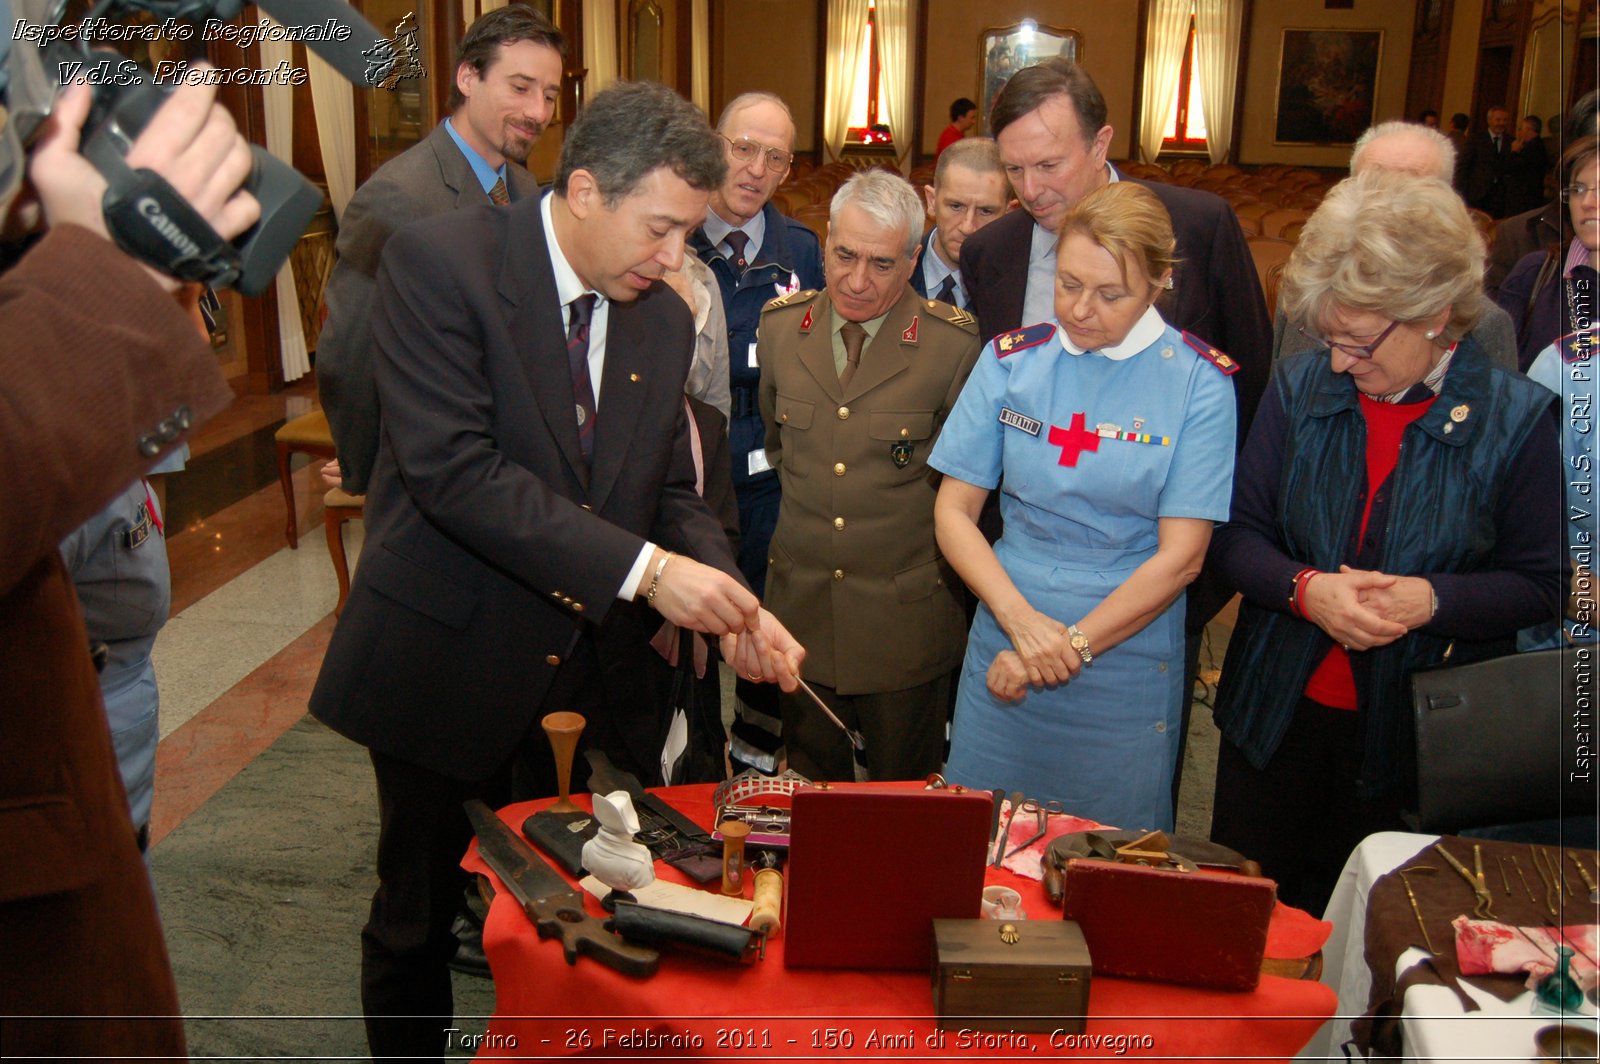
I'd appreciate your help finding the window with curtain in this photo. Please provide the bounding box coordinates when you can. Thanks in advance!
[846,0,888,145]
[1161,13,1208,152]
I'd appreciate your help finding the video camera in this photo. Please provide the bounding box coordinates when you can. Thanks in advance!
[0,0,400,293]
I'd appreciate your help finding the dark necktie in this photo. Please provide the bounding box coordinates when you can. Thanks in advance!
[935,274,959,307]
[1493,135,1503,155]
[567,294,598,463]
[839,321,867,390]
[725,230,749,271]
[489,175,510,206]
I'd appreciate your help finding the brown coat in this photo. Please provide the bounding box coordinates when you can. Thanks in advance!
[0,226,232,1058]
[759,287,980,694]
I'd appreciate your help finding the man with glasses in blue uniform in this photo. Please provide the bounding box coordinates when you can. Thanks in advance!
[691,92,824,774]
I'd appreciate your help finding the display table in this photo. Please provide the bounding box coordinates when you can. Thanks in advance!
[463,784,1336,1061]
[1300,831,1599,1062]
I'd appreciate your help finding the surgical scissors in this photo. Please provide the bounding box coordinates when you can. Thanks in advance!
[1002,797,1067,860]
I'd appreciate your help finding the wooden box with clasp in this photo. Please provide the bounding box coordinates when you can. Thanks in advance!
[931,918,1091,1033]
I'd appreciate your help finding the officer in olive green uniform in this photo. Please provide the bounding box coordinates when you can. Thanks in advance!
[758,170,982,781]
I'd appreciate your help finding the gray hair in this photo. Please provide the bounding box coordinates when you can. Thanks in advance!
[715,92,794,134]
[934,137,1006,186]
[555,81,726,207]
[1281,170,1485,344]
[829,170,925,259]
[1349,120,1456,181]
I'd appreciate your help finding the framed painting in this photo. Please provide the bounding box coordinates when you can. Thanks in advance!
[1273,29,1384,146]
[979,21,1081,133]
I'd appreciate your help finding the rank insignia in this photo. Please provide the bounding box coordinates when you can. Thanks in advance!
[901,316,920,344]
[1559,330,1597,364]
[999,407,1042,436]
[800,305,814,333]
[994,322,1055,358]
[949,306,977,329]
[1182,330,1239,375]
[890,442,914,467]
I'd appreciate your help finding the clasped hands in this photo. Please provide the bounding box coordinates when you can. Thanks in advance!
[987,604,1085,703]
[639,549,804,691]
[1300,564,1435,651]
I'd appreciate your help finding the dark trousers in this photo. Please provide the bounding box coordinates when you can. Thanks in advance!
[1210,696,1404,916]
[780,673,952,782]
[361,640,619,1061]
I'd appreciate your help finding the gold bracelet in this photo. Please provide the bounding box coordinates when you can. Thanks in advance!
[646,551,674,604]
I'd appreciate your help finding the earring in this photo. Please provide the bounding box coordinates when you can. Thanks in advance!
[1424,330,1436,339]
[1162,277,1174,290]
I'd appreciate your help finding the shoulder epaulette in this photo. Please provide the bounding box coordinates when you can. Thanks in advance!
[1557,330,1598,364]
[1182,330,1239,375]
[763,289,817,313]
[921,298,978,334]
[993,322,1055,358]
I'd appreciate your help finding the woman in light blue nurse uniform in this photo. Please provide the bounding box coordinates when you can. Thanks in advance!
[929,183,1236,832]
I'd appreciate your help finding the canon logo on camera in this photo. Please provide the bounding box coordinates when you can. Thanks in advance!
[136,196,200,258]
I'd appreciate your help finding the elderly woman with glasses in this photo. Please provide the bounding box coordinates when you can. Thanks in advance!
[1208,170,1565,913]
[1498,135,1599,369]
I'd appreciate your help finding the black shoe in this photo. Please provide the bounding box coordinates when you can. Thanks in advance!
[447,910,491,978]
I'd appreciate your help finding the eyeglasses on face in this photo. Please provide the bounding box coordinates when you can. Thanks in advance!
[1297,318,1403,360]
[721,134,793,172]
[1561,181,1597,203]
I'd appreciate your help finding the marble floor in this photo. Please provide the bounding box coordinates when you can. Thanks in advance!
[139,368,1227,1056]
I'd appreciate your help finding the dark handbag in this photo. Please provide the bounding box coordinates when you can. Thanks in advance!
[659,629,729,786]
[1407,647,1592,833]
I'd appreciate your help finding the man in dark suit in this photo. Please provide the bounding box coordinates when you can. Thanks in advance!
[960,58,1270,438]
[309,82,802,1060]
[1458,105,1514,219]
[912,137,1010,309]
[317,5,563,495]
[1,80,257,1059]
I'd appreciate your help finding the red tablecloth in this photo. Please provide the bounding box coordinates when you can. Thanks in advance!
[462,785,1336,1062]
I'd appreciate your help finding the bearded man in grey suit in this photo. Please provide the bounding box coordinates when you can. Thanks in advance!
[317,4,564,494]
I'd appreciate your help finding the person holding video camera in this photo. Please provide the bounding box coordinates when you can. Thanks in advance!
[0,78,258,1057]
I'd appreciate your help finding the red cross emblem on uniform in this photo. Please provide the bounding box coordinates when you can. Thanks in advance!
[1048,412,1100,467]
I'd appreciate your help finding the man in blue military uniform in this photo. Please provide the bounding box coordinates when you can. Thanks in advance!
[690,91,824,773]
[60,448,186,853]
[912,137,1010,309]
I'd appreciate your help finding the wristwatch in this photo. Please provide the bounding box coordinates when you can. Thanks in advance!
[1067,624,1093,666]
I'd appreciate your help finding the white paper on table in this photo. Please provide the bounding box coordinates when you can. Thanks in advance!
[580,874,754,926]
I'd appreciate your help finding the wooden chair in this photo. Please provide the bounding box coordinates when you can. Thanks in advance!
[1263,260,1289,320]
[273,410,336,549]
[792,204,830,243]
[1232,211,1263,237]
[1278,219,1308,242]
[1247,237,1296,304]
[1259,208,1310,238]
[323,488,365,616]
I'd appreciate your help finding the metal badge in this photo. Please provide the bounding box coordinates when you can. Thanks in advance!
[1450,404,1470,423]
[998,407,1042,436]
[890,442,914,468]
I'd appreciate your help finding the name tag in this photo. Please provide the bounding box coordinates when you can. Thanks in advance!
[999,407,1042,436]
[748,448,772,476]
[121,504,152,550]
[748,342,760,369]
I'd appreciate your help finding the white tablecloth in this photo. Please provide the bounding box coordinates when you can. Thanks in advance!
[1297,831,1598,1062]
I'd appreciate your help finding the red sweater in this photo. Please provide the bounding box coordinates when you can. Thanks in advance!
[1303,393,1437,709]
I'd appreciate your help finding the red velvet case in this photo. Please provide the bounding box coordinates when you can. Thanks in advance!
[784,787,992,970]
[1059,859,1277,991]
